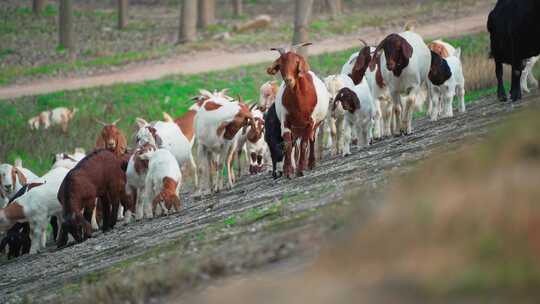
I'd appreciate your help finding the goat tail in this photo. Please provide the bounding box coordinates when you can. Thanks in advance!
[162,112,174,123]
[404,20,417,31]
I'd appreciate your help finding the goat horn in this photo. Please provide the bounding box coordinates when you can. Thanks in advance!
[358,38,369,47]
[237,94,244,103]
[270,47,286,56]
[291,42,313,53]
[112,119,121,125]
[94,119,108,126]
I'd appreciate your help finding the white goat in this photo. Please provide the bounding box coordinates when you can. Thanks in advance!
[139,149,182,217]
[126,143,156,220]
[51,148,86,170]
[135,117,198,190]
[244,107,269,174]
[428,48,466,120]
[0,167,69,254]
[0,159,39,207]
[324,74,356,155]
[374,31,431,135]
[334,83,375,156]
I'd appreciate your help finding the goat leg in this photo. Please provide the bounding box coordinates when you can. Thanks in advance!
[496,61,507,102]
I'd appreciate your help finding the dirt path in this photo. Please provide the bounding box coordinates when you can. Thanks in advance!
[0,93,536,303]
[0,12,487,100]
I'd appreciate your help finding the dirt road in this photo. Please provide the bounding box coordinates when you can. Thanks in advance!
[0,93,536,303]
[0,12,487,100]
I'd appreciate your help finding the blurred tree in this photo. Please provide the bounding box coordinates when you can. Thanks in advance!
[118,0,129,29]
[198,0,216,28]
[233,0,243,17]
[59,0,73,50]
[325,0,342,17]
[32,0,46,15]
[179,0,197,43]
[293,0,314,57]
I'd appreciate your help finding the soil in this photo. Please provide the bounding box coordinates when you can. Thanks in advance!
[0,11,488,100]
[0,92,537,303]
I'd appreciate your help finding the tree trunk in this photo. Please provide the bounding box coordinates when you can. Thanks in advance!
[58,0,73,50]
[292,0,314,57]
[325,0,341,17]
[178,0,197,43]
[33,0,46,15]
[233,0,243,17]
[198,0,216,28]
[117,0,128,29]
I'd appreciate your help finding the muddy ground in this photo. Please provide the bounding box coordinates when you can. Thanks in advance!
[0,92,537,303]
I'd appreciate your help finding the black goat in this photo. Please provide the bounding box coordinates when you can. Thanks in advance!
[487,0,540,102]
[264,103,284,179]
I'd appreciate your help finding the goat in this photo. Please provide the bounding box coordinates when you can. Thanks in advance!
[264,103,284,179]
[139,149,182,217]
[428,48,466,120]
[126,143,156,220]
[0,159,39,207]
[487,0,540,101]
[28,107,78,133]
[135,113,198,191]
[371,31,431,135]
[56,150,133,247]
[195,93,255,193]
[343,45,394,138]
[427,39,457,59]
[333,84,375,156]
[258,81,280,112]
[51,148,86,170]
[521,56,539,93]
[267,43,330,178]
[95,119,127,158]
[245,106,268,174]
[324,74,356,155]
[0,167,68,254]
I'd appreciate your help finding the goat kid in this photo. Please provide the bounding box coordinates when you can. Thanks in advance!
[0,159,39,207]
[139,149,182,217]
[324,74,356,156]
[126,143,156,220]
[0,167,68,254]
[334,84,375,156]
[428,48,465,121]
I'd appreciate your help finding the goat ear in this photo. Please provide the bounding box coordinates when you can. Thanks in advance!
[267,61,280,75]
[455,47,461,59]
[95,119,108,127]
[401,39,413,59]
[297,58,310,76]
[117,132,128,157]
[135,117,148,129]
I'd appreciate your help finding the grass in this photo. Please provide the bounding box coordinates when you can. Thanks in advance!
[0,32,536,176]
[0,0,491,85]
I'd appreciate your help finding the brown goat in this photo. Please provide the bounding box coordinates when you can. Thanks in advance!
[95,119,127,158]
[57,149,133,247]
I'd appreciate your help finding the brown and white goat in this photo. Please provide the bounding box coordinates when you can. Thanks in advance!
[57,150,133,247]
[28,107,78,133]
[267,43,330,178]
[95,119,128,158]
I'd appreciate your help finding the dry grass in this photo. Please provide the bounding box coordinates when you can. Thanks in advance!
[194,107,540,304]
